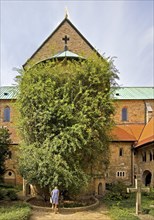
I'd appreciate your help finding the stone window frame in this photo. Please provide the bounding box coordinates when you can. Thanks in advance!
[121,107,128,121]
[116,171,126,178]
[4,169,16,179]
[149,150,154,161]
[142,151,146,162]
[3,106,11,122]
[119,148,123,156]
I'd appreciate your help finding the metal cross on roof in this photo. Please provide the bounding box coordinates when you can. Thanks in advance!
[62,35,69,51]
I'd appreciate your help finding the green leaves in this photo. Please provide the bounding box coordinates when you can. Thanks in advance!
[17,55,118,194]
[0,127,11,179]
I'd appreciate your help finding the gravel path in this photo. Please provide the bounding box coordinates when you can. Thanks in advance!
[29,205,154,220]
[29,199,154,220]
[30,203,111,220]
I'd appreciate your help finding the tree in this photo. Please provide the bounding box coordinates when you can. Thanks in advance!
[17,55,119,194]
[0,127,11,182]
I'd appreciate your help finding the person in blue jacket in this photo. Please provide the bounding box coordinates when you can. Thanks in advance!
[50,186,59,213]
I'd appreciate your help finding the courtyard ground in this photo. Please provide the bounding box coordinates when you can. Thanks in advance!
[29,203,154,220]
[30,204,154,220]
[30,202,111,220]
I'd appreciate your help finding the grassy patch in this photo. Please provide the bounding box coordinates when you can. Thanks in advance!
[102,190,154,220]
[103,195,139,220]
[109,205,139,220]
[0,202,31,220]
[141,191,154,217]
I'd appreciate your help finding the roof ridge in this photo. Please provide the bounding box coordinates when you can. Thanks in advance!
[125,125,137,140]
[0,85,17,88]
[136,117,154,144]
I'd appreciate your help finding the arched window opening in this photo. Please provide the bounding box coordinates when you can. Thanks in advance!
[4,106,10,122]
[119,148,123,156]
[143,170,152,186]
[122,107,128,121]
[149,152,152,161]
[142,152,146,162]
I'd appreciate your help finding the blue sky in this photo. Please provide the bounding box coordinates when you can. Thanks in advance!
[0,0,153,86]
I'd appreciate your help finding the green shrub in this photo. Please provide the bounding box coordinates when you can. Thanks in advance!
[0,202,31,220]
[0,183,14,189]
[142,188,154,200]
[7,189,18,201]
[149,188,154,200]
[0,188,7,200]
[150,208,154,216]
[104,181,129,201]
[0,186,18,201]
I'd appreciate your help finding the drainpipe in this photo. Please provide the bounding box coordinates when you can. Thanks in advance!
[131,143,135,185]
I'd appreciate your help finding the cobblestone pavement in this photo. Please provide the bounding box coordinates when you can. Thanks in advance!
[30,203,111,220]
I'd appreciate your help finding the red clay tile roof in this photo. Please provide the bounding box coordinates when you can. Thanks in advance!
[135,117,154,147]
[112,124,144,142]
[112,117,154,147]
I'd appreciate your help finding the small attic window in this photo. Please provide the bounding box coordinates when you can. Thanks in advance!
[4,92,8,96]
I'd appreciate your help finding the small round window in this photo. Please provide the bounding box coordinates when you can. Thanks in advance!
[8,171,12,176]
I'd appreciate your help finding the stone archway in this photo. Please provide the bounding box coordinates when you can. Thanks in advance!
[142,170,152,186]
[98,182,103,195]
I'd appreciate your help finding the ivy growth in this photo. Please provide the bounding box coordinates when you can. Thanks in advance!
[16,55,119,194]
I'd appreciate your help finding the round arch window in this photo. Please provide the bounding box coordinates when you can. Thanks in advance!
[8,171,12,176]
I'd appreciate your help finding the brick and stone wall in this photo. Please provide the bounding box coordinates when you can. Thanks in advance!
[0,99,22,185]
[0,99,20,144]
[4,145,23,185]
[114,100,154,124]
[24,19,95,69]
[106,142,133,185]
[134,143,154,187]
